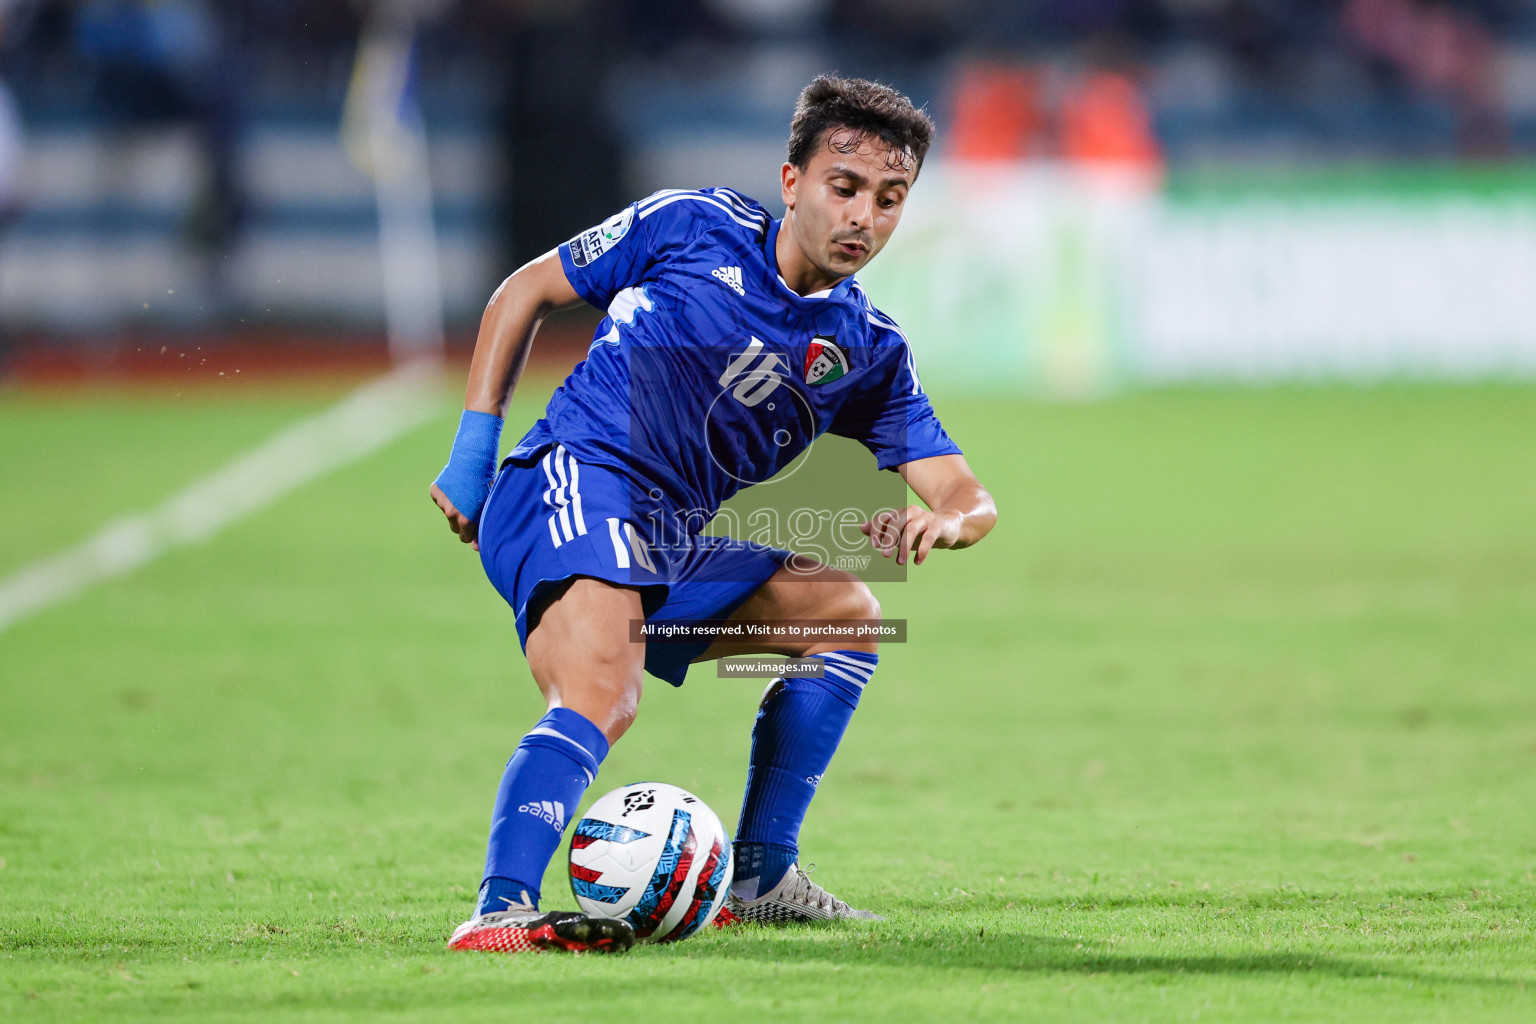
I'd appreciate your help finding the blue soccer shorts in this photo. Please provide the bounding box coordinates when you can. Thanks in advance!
[477,442,794,686]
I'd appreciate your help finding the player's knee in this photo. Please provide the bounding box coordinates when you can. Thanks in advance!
[591,662,644,742]
[553,673,641,744]
[840,579,881,625]
[803,578,881,657]
[537,645,644,744]
[601,689,640,741]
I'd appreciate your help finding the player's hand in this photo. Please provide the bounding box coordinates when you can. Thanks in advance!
[430,482,480,551]
[860,505,963,566]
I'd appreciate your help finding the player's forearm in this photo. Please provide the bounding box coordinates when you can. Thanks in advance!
[433,282,532,525]
[463,274,552,417]
[433,255,583,527]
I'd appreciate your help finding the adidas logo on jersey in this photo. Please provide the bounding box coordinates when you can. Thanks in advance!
[518,800,566,832]
[712,266,745,296]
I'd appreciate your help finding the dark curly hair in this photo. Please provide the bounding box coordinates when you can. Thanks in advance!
[787,75,935,180]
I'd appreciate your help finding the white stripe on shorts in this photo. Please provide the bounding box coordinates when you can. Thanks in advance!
[541,451,558,503]
[540,445,590,545]
[567,455,586,535]
[553,446,570,505]
[606,517,630,569]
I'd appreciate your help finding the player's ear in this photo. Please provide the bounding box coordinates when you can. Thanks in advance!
[781,161,799,208]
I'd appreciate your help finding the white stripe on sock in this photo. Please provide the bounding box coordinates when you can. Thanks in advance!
[819,655,875,679]
[821,665,871,688]
[525,725,598,766]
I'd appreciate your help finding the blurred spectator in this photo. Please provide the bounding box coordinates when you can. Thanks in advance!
[2,0,1535,342]
[1343,0,1506,155]
[0,0,30,226]
[1060,69,1162,171]
[0,70,16,223]
[75,0,245,259]
[0,0,30,364]
[829,0,969,61]
[948,63,1048,161]
[481,0,628,267]
[946,54,1161,174]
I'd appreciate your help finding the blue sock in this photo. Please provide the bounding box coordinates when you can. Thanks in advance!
[478,707,609,915]
[732,650,877,899]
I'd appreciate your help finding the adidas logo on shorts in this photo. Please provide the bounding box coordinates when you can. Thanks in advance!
[712,266,745,297]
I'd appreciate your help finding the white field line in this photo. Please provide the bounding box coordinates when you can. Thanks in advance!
[0,361,444,634]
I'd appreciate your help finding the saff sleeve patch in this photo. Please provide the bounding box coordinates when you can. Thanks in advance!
[568,206,635,268]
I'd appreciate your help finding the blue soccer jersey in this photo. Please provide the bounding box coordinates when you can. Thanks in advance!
[505,187,961,522]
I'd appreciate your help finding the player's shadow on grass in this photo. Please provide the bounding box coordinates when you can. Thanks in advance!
[693,929,1520,989]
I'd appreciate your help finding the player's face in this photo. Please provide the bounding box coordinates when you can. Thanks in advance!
[780,130,914,290]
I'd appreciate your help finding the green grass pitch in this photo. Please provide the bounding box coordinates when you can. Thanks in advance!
[1,378,1533,1022]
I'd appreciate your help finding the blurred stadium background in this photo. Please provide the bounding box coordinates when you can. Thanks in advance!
[3,0,1536,389]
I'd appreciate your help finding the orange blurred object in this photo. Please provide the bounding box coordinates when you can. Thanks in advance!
[948,64,1045,161]
[1060,71,1162,170]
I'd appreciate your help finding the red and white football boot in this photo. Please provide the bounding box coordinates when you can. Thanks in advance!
[448,902,634,954]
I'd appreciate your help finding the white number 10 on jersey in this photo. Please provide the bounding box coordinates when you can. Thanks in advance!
[719,337,785,408]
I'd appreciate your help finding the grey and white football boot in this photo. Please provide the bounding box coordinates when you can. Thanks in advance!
[725,863,884,924]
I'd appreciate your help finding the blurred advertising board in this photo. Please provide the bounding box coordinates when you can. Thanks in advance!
[858,162,1536,395]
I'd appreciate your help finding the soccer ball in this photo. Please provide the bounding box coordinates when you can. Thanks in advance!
[568,782,734,943]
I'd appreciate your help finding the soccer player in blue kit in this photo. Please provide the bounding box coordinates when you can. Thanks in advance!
[432,76,997,953]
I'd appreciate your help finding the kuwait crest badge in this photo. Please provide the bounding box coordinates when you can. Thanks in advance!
[803,336,849,386]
